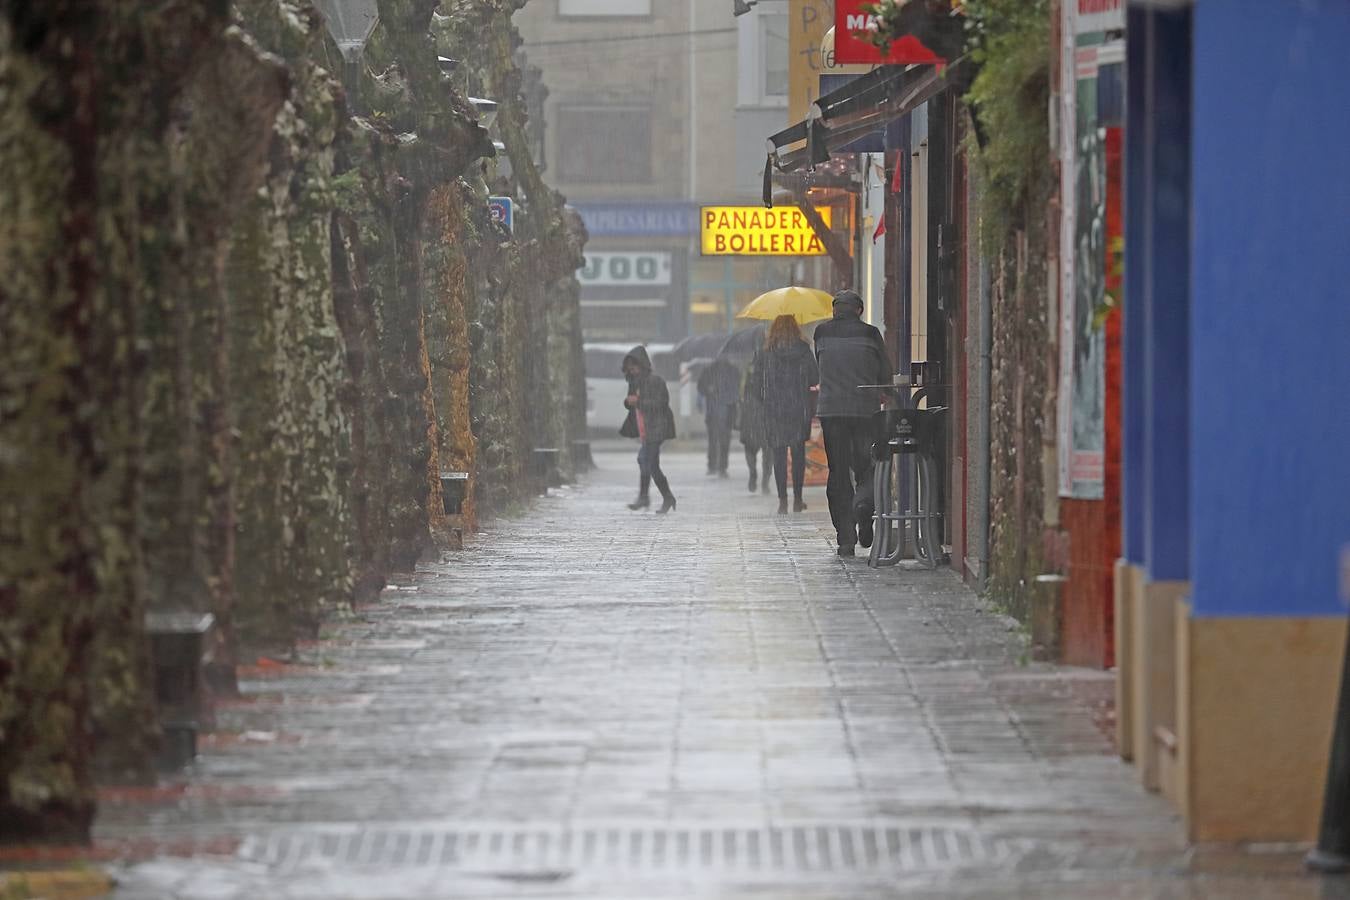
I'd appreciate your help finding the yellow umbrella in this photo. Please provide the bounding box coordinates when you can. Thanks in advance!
[736,286,834,327]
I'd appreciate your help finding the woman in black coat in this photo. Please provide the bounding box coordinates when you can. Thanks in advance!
[753,315,820,514]
[620,345,677,513]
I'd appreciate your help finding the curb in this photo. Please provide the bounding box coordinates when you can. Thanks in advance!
[0,869,113,899]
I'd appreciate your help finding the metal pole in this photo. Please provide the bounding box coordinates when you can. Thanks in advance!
[1307,618,1350,873]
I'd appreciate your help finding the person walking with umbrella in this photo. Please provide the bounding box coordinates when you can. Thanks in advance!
[753,315,820,515]
[733,287,833,496]
[620,345,677,514]
[813,290,890,556]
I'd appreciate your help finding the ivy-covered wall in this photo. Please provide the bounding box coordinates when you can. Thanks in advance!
[0,0,583,842]
[872,0,1057,622]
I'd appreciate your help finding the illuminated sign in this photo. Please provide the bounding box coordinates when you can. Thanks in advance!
[700,206,832,256]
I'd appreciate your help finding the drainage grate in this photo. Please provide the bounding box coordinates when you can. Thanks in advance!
[240,823,1010,876]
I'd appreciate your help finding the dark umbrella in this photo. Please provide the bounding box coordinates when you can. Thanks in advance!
[671,332,730,364]
[717,322,768,362]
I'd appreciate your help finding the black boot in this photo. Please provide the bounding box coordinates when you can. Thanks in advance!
[793,497,808,513]
[652,467,675,514]
[747,469,757,493]
[857,515,874,549]
[777,497,788,515]
[628,495,650,511]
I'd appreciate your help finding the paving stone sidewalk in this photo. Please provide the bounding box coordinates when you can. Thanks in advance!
[97,446,1344,899]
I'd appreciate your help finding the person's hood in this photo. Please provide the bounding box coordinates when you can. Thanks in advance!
[623,345,653,375]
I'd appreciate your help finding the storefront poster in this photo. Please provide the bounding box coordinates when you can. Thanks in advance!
[1057,10,1107,498]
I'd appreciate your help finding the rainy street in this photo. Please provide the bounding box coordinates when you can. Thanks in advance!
[94,444,1225,899]
[4,2,1349,894]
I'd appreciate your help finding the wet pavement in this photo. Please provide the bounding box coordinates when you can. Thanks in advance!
[97,445,1348,898]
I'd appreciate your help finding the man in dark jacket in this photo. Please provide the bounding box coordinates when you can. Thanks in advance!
[696,357,740,478]
[620,345,678,513]
[813,290,890,556]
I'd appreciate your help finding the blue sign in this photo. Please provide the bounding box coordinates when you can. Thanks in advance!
[569,202,699,238]
[488,196,513,234]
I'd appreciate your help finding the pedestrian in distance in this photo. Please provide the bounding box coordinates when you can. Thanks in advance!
[738,348,773,495]
[620,345,678,514]
[696,356,740,479]
[753,314,819,515]
[813,290,890,556]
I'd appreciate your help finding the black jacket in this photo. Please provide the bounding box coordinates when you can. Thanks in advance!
[738,353,768,448]
[696,357,740,409]
[754,339,819,448]
[813,310,890,418]
[619,345,676,443]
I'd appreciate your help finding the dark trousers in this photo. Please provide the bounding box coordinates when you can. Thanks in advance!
[820,416,874,547]
[772,441,807,500]
[705,403,735,473]
[744,444,770,482]
[637,440,673,501]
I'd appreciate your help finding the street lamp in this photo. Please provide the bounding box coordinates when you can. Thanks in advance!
[314,0,379,63]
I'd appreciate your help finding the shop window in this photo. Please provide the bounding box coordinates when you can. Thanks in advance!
[556,106,652,183]
[558,0,651,16]
[580,300,666,341]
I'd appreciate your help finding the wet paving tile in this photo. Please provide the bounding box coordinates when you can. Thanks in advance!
[95,446,1335,898]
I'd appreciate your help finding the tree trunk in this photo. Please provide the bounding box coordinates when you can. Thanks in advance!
[0,0,234,840]
[229,0,354,655]
[425,182,481,530]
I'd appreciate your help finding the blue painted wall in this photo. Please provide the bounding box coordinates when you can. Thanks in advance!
[1121,5,1148,566]
[1188,1,1350,617]
[1125,7,1192,583]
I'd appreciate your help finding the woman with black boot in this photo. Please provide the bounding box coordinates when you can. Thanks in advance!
[753,315,819,515]
[620,346,677,514]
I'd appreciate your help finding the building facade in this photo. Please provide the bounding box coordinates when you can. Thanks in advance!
[516,0,819,348]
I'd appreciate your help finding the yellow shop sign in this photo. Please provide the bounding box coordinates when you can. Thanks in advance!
[700,206,832,257]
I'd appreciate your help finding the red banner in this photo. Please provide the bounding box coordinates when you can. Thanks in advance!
[834,0,945,66]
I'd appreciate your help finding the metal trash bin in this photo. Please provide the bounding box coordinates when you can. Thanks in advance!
[439,471,469,515]
[144,612,215,771]
[869,406,947,569]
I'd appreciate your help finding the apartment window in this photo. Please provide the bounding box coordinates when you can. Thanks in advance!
[737,3,789,108]
[556,106,652,183]
[558,0,651,15]
[760,14,789,99]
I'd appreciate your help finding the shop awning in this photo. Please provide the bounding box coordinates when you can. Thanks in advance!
[762,57,970,204]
